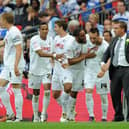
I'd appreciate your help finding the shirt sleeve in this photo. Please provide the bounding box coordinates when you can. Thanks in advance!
[31,39,41,51]
[12,32,22,45]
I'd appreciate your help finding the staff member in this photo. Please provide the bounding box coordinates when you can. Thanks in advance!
[101,21,129,121]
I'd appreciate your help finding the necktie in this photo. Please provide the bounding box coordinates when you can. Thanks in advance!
[113,38,122,66]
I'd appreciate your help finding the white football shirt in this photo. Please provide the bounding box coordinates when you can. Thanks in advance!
[52,34,75,72]
[3,26,25,69]
[84,39,109,73]
[29,35,53,75]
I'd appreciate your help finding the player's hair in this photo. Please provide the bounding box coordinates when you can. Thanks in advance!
[90,28,99,35]
[1,12,14,24]
[55,20,67,31]
[39,22,48,28]
[103,30,112,37]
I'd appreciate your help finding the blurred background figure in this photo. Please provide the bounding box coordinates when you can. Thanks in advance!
[103,30,112,44]
[85,21,92,34]
[104,19,112,31]
[112,0,129,33]
[89,13,104,36]
[22,6,40,30]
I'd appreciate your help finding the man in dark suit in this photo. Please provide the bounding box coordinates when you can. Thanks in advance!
[101,21,129,121]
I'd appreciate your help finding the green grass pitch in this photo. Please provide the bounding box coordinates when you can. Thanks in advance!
[0,122,129,129]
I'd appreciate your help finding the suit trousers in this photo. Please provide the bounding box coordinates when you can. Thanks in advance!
[111,66,129,121]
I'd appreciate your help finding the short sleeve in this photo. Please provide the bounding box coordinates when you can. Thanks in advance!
[31,39,41,51]
[12,33,22,45]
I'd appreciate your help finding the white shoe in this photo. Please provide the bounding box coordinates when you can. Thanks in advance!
[60,113,68,122]
[13,118,22,122]
[33,117,40,122]
[41,114,48,122]
[60,117,68,122]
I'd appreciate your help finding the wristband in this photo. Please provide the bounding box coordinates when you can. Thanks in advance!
[53,53,56,59]
[101,62,105,66]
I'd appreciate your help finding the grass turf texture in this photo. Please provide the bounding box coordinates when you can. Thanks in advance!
[0,122,129,129]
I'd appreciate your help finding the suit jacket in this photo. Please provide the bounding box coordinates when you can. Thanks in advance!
[102,33,129,79]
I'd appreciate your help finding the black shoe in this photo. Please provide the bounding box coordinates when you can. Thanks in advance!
[101,118,107,122]
[112,116,124,122]
[88,116,95,122]
[126,117,129,122]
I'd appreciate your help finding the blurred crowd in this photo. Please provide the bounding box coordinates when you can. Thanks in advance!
[0,0,128,31]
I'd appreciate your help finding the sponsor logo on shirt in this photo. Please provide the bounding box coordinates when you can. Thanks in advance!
[55,43,64,49]
[41,47,50,51]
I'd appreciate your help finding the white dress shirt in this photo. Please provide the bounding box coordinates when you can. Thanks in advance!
[116,33,129,66]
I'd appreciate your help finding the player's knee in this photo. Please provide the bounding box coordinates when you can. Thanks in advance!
[33,89,40,96]
[44,90,50,97]
[64,87,72,93]
[64,83,72,93]
[86,88,93,93]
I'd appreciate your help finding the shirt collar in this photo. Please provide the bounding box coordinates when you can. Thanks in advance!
[119,33,127,41]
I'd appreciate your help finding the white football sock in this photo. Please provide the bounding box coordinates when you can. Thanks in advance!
[56,91,70,114]
[13,88,23,120]
[86,93,94,117]
[1,90,13,116]
[100,94,108,119]
[32,95,39,120]
[0,87,13,116]
[61,91,69,114]
[67,96,76,120]
[42,90,50,115]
